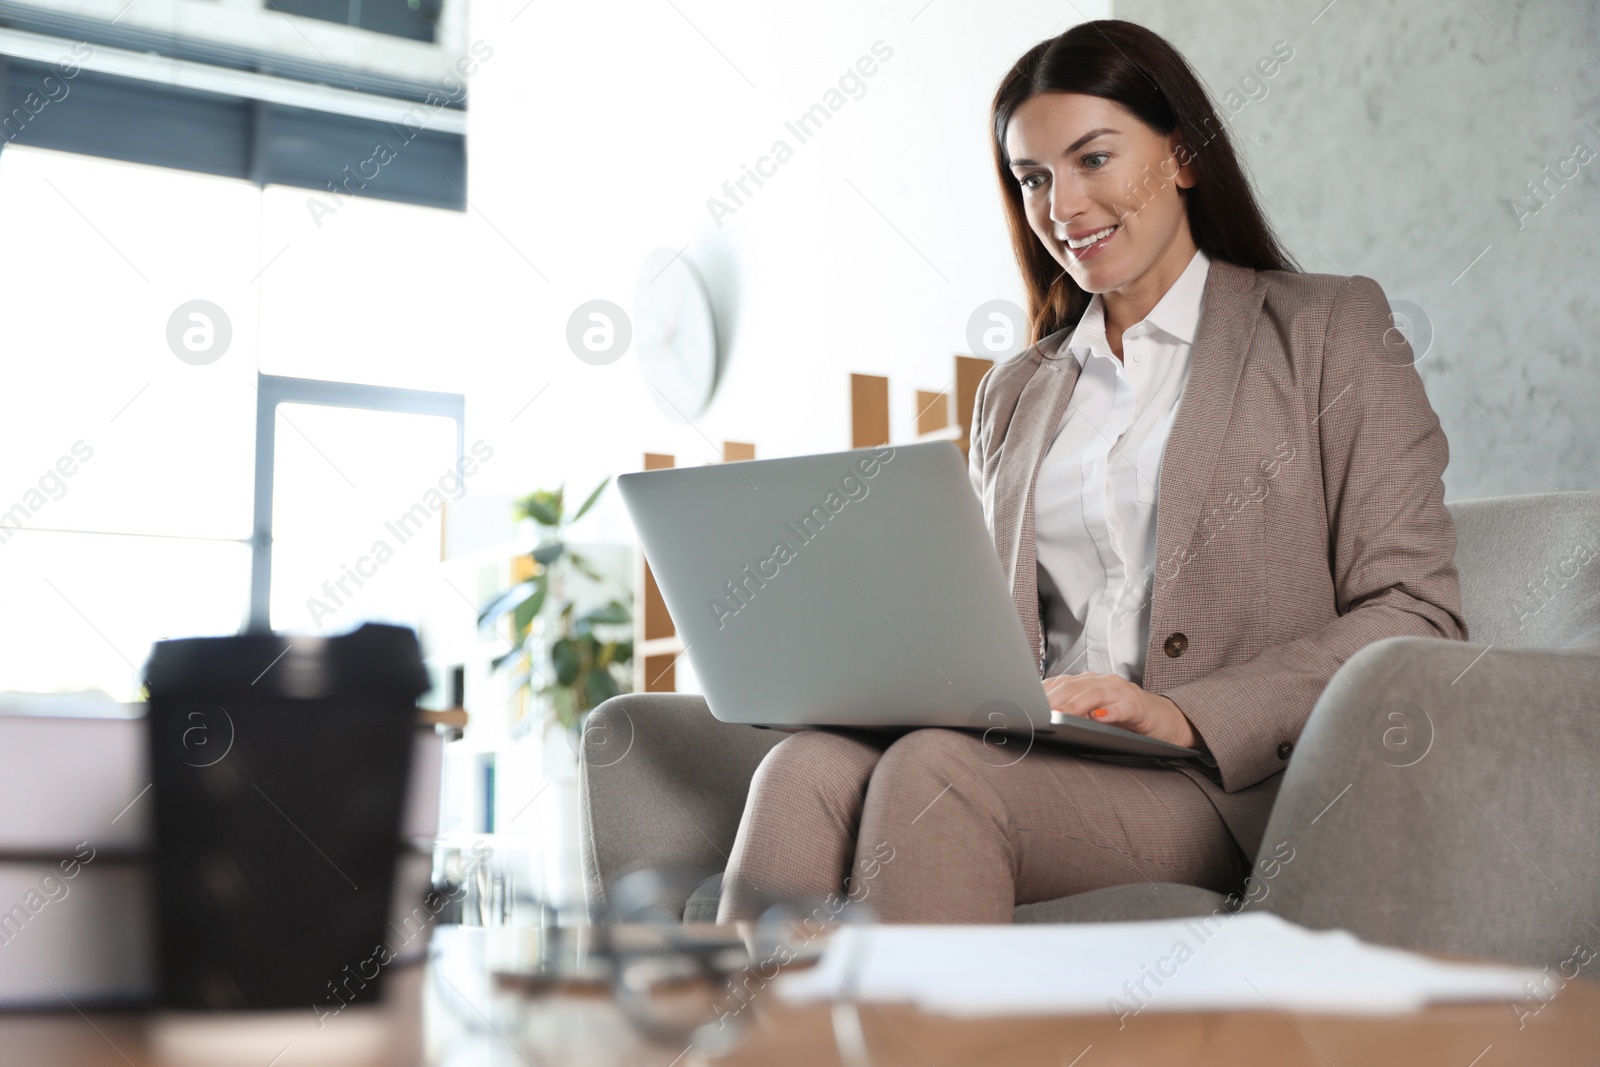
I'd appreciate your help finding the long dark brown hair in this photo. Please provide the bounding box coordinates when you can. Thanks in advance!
[991,19,1298,346]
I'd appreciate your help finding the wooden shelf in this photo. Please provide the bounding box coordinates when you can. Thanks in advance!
[418,707,470,728]
[635,453,678,693]
[638,636,684,658]
[850,373,890,448]
[632,442,752,694]
[911,423,964,444]
[952,354,991,457]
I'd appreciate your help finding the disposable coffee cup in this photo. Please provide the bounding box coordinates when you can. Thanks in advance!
[145,623,429,1011]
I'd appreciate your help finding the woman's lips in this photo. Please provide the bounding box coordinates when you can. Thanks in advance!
[1067,224,1118,261]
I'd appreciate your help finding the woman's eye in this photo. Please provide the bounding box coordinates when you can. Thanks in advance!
[1081,152,1110,170]
[1019,173,1047,192]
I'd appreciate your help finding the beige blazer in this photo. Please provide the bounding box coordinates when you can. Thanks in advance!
[967,257,1469,861]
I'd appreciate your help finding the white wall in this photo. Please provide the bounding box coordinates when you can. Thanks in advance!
[457,0,1112,543]
[1112,0,1600,499]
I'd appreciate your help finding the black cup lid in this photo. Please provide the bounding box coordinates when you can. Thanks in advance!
[145,623,430,703]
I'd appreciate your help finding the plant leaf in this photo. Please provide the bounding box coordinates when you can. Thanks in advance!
[571,477,609,524]
[512,585,546,634]
[550,686,578,730]
[567,552,604,583]
[551,638,581,686]
[579,600,630,627]
[532,540,565,565]
[518,490,562,527]
[584,667,620,709]
[478,580,537,626]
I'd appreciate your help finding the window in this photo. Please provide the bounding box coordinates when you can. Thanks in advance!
[0,1,470,208]
[266,0,444,43]
[0,147,258,699]
[0,144,474,700]
[258,381,464,634]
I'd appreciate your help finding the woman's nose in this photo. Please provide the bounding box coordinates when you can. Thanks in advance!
[1049,177,1088,232]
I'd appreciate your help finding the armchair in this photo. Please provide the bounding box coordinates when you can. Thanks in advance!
[581,491,1600,965]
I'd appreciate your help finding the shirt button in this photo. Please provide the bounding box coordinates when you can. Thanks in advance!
[1277,741,1294,760]
[1162,632,1188,657]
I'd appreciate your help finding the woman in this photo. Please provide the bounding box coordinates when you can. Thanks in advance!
[717,19,1467,924]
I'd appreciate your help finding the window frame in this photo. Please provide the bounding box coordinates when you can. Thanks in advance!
[249,372,465,632]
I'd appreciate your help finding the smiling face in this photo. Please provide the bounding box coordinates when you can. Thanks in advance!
[1004,92,1198,320]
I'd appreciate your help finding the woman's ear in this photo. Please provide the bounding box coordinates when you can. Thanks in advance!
[1170,136,1198,191]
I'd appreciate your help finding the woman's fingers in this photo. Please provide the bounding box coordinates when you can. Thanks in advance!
[1049,674,1123,718]
[1043,673,1195,747]
[1046,674,1152,733]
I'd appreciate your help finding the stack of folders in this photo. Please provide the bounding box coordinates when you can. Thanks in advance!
[0,692,446,1010]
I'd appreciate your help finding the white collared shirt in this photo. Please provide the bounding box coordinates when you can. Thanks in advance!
[1036,248,1210,684]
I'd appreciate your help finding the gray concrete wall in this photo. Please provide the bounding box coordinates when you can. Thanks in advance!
[1112,0,1599,500]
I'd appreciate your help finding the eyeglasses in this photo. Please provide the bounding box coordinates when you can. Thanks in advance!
[449,865,879,1062]
[600,868,880,1060]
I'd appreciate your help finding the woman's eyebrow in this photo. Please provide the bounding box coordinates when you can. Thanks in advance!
[1010,127,1121,167]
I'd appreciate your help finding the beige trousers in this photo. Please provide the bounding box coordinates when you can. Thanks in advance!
[717,727,1250,923]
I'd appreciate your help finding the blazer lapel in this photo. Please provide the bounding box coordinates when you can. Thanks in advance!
[995,258,1267,676]
[1149,260,1266,597]
[991,329,1079,673]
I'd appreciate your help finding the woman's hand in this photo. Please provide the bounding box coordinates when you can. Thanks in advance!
[1044,672,1199,749]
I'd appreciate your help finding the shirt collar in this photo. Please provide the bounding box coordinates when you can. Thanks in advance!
[1066,247,1211,366]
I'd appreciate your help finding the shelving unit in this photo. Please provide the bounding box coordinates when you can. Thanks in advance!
[632,441,757,693]
[635,452,680,694]
[851,372,890,447]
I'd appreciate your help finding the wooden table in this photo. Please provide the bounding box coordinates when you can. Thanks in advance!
[4,926,1594,1066]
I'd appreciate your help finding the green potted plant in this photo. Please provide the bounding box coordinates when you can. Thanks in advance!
[478,479,633,736]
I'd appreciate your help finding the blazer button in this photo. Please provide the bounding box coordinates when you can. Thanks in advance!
[1277,741,1294,760]
[1162,632,1188,658]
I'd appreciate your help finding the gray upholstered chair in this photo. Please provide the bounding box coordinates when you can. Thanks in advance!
[580,491,1600,965]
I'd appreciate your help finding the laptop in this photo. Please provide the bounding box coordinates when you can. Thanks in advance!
[616,441,1198,759]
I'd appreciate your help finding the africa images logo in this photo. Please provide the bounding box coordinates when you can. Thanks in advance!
[708,447,895,630]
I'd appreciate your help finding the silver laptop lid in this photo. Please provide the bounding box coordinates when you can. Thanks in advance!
[617,441,1050,733]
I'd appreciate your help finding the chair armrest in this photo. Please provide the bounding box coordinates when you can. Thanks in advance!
[1248,635,1600,965]
[578,693,783,920]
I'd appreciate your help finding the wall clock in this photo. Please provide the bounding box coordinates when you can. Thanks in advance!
[633,249,719,421]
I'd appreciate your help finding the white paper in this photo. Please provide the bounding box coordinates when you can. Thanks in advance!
[777,912,1541,1018]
